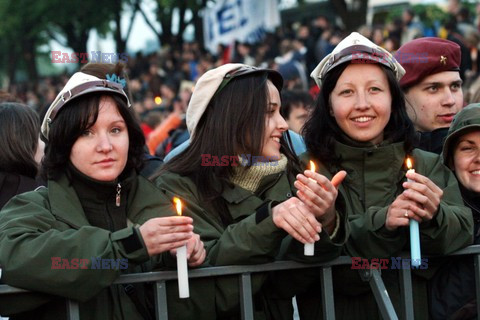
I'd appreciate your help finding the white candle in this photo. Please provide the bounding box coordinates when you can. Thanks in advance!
[304,161,316,256]
[176,244,189,298]
[304,242,314,256]
[406,158,421,267]
[173,197,190,298]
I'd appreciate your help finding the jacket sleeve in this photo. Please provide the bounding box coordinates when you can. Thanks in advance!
[348,205,408,258]
[281,195,349,263]
[414,151,473,255]
[153,173,289,317]
[0,191,150,302]
[146,113,182,155]
[348,151,473,258]
[154,175,287,266]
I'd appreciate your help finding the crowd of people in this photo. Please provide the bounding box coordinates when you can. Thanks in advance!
[0,2,480,319]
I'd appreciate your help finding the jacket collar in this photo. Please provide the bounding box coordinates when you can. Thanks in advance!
[47,171,163,228]
[48,174,91,228]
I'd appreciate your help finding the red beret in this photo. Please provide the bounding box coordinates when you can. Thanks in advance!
[394,37,461,89]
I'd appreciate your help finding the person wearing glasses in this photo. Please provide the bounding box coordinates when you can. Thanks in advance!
[0,63,205,320]
[296,32,472,319]
[152,63,348,319]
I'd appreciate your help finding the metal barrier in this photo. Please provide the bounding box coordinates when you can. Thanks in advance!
[2,245,480,320]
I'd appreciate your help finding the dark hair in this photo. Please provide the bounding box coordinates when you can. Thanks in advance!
[157,72,299,225]
[0,103,40,178]
[281,90,314,119]
[42,63,145,180]
[303,62,416,167]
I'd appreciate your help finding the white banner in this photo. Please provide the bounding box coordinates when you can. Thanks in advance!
[203,0,281,54]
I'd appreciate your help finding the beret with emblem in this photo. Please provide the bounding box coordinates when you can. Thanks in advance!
[394,37,461,90]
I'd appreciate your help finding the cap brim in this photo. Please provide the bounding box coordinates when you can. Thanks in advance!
[443,124,480,164]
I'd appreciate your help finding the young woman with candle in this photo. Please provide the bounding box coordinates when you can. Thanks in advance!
[152,63,347,319]
[430,103,480,319]
[298,32,473,319]
[0,63,205,319]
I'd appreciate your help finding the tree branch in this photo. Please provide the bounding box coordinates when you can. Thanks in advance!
[138,4,161,38]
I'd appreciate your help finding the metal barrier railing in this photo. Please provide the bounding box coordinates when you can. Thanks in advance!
[2,245,480,320]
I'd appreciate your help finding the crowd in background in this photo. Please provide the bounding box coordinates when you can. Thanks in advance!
[4,2,480,159]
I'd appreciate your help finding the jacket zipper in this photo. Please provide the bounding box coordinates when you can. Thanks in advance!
[116,183,121,207]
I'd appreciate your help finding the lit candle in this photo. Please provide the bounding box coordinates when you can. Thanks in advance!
[406,158,421,267]
[308,161,316,183]
[304,161,316,256]
[173,197,190,298]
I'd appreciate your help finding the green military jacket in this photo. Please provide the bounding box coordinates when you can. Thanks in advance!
[0,172,174,319]
[298,140,473,320]
[332,141,473,258]
[154,168,347,320]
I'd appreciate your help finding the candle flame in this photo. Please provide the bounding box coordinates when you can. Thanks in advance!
[173,197,182,216]
[309,160,316,173]
[406,157,413,170]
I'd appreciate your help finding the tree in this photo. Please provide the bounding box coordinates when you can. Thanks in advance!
[45,0,117,67]
[0,0,50,87]
[113,0,142,53]
[139,0,208,49]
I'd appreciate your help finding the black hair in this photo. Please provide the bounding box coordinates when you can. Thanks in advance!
[303,62,416,167]
[281,90,314,119]
[156,72,299,225]
[42,92,145,181]
[0,102,40,178]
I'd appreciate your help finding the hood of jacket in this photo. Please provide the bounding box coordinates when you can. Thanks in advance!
[443,103,480,167]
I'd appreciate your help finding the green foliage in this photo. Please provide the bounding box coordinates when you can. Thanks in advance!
[386,4,448,29]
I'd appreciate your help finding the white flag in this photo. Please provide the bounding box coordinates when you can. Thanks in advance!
[203,0,281,54]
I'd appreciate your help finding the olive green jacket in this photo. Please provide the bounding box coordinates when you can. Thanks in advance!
[297,141,473,320]
[154,168,347,319]
[0,173,174,319]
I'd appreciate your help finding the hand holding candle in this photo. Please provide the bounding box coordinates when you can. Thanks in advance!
[406,158,421,267]
[173,197,190,298]
[299,161,346,255]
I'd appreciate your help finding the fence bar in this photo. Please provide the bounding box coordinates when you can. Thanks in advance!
[154,280,168,320]
[239,273,254,320]
[361,269,398,320]
[399,267,414,320]
[474,254,480,320]
[320,266,335,320]
[66,299,80,320]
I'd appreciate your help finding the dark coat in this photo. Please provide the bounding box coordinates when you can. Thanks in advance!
[296,140,472,320]
[0,172,175,319]
[0,171,40,209]
[414,128,449,155]
[154,168,347,320]
[430,185,480,320]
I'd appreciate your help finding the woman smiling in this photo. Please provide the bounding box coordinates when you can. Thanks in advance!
[297,32,473,319]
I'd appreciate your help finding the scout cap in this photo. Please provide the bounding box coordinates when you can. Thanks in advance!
[186,63,283,137]
[310,32,405,88]
[442,103,480,166]
[41,72,131,140]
